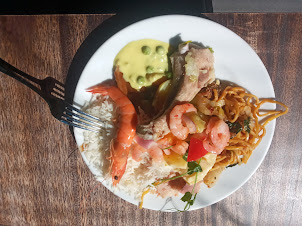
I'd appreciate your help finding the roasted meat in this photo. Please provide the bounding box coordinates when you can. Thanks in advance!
[137,43,215,140]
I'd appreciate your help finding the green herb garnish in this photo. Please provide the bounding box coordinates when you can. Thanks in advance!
[181,192,192,202]
[187,161,202,175]
[180,168,199,211]
[208,47,214,53]
[181,192,197,207]
[244,117,251,133]
[183,152,188,161]
[180,159,202,211]
[227,163,238,168]
[227,121,242,134]
[162,145,173,150]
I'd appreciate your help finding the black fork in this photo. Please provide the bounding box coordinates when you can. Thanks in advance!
[0,58,104,132]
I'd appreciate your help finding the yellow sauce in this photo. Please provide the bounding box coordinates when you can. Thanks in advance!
[114,39,170,90]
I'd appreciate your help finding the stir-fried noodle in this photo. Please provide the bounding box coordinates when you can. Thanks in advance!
[210,86,288,172]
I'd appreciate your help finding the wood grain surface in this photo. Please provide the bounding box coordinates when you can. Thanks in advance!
[0,13,301,225]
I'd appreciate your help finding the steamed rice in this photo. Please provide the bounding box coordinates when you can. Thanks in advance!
[82,95,174,200]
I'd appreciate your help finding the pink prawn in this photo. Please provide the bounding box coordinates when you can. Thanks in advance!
[87,84,137,186]
[169,103,197,140]
[203,117,230,154]
[157,133,189,156]
[130,141,164,162]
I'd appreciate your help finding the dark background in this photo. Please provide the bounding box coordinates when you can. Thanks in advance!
[0,0,213,14]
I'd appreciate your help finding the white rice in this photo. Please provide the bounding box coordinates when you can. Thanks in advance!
[82,95,173,200]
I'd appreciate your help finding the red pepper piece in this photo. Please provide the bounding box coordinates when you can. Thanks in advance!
[187,137,208,162]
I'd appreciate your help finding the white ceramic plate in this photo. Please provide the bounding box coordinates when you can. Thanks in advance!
[73,15,275,211]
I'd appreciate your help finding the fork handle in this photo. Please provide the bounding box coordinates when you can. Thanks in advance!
[0,58,44,97]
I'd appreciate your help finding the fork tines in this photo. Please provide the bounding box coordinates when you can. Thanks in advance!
[61,103,105,133]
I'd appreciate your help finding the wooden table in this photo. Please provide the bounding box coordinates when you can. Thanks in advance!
[0,13,301,225]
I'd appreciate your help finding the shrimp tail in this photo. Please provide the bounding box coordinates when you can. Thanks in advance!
[86,84,110,95]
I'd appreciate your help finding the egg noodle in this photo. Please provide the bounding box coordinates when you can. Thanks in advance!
[208,86,289,175]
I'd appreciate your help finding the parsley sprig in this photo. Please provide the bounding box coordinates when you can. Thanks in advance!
[151,153,203,212]
[187,161,202,175]
[179,158,202,211]
[180,172,199,211]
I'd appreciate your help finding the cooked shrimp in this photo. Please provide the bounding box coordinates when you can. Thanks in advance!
[131,140,164,162]
[157,133,188,155]
[182,115,196,134]
[205,117,220,134]
[210,119,230,150]
[171,140,189,155]
[147,144,164,162]
[169,103,197,140]
[157,133,177,149]
[202,138,220,154]
[87,84,137,186]
[131,143,147,162]
[203,117,230,154]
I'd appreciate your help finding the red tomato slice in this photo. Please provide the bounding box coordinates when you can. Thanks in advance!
[187,137,208,162]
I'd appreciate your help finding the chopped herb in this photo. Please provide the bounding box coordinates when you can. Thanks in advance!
[208,47,214,53]
[244,117,251,133]
[181,192,197,207]
[227,163,238,168]
[181,192,192,202]
[183,152,188,161]
[187,161,202,175]
[227,121,242,134]
[180,165,200,211]
[191,194,197,206]
[162,145,173,150]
